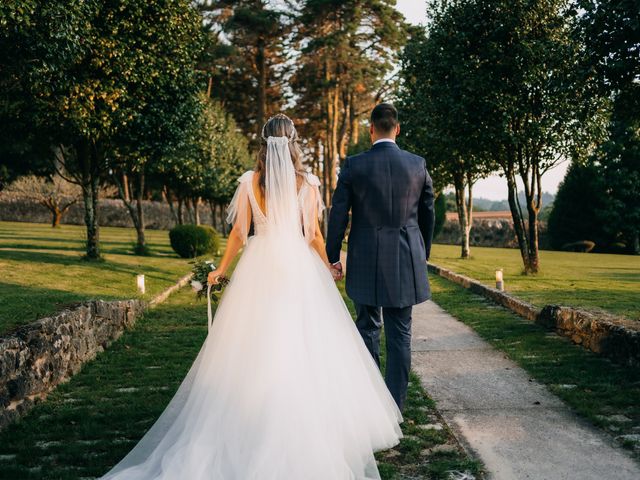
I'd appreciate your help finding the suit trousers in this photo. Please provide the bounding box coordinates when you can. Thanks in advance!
[355,303,412,411]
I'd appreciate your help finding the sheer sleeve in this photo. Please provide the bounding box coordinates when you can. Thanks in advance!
[226,170,254,245]
[300,172,325,244]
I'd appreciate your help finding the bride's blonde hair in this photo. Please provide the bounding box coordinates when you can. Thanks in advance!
[256,114,304,192]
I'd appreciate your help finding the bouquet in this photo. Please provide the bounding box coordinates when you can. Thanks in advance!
[189,258,229,302]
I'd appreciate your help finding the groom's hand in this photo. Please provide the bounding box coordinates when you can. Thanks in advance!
[331,261,344,281]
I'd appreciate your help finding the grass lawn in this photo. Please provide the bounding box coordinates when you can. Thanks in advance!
[0,269,483,479]
[430,243,640,321]
[0,221,199,335]
[430,275,640,460]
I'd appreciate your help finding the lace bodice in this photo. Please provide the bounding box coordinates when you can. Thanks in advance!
[227,170,324,244]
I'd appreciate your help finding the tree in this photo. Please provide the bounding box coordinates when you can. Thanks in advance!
[108,0,204,254]
[579,0,640,253]
[198,0,292,141]
[427,0,602,272]
[293,0,406,205]
[5,174,81,227]
[547,161,614,251]
[399,21,496,258]
[1,0,206,259]
[160,96,252,233]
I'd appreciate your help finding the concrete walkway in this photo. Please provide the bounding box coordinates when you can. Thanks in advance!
[411,300,640,480]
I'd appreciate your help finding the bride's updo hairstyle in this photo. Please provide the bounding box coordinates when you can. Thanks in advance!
[256,113,305,192]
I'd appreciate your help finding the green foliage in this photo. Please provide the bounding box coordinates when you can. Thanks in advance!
[434,192,447,239]
[198,0,291,137]
[169,224,220,259]
[161,96,252,207]
[0,0,207,259]
[398,24,494,193]
[547,162,615,252]
[407,0,605,271]
[577,0,640,253]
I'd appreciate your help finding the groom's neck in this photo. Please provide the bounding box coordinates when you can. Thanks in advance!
[371,132,396,144]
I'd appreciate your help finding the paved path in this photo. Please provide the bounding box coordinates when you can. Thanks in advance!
[411,300,640,480]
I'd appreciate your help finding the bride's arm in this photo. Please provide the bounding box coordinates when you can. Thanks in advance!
[208,204,252,285]
[310,217,331,268]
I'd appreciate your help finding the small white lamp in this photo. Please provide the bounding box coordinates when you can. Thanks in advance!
[136,274,146,294]
[495,269,504,291]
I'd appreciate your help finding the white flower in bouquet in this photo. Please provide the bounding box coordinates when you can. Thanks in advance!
[191,280,203,292]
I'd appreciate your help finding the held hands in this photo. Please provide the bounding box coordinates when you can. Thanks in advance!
[329,261,344,282]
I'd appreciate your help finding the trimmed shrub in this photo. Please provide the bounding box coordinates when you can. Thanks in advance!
[434,192,447,239]
[169,224,220,258]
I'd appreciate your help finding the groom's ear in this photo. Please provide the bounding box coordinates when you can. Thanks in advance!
[395,124,401,137]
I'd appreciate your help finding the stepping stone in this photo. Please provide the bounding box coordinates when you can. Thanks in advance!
[76,439,100,445]
[420,444,458,456]
[617,434,640,444]
[418,423,443,431]
[596,414,632,423]
[447,470,477,480]
[115,387,139,393]
[384,449,401,459]
[0,454,16,461]
[35,440,62,449]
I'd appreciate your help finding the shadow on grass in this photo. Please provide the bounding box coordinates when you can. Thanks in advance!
[0,281,119,336]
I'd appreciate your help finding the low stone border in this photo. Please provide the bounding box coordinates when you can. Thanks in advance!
[0,273,192,430]
[428,262,640,367]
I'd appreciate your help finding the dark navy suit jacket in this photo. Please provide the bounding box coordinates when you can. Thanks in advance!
[326,141,435,308]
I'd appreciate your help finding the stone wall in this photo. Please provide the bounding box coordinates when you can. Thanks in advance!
[436,218,549,249]
[537,306,640,367]
[0,195,215,230]
[428,263,640,367]
[0,299,146,429]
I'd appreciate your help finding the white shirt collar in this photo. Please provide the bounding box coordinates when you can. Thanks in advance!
[373,138,396,146]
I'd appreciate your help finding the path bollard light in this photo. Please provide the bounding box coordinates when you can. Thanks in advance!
[495,269,504,291]
[137,274,146,294]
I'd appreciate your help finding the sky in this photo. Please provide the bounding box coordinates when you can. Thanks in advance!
[394,0,569,200]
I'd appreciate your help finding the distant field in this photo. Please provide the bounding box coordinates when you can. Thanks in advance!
[0,221,201,335]
[430,244,640,321]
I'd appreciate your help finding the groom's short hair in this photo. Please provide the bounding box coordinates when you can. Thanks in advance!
[371,103,398,133]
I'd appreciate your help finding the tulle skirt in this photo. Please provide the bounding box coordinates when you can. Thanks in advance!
[100,231,403,480]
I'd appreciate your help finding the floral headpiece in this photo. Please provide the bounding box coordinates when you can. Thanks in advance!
[260,113,297,143]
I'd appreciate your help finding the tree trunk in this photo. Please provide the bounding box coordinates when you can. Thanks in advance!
[194,197,201,225]
[134,171,146,252]
[453,173,471,259]
[177,197,184,225]
[122,173,130,202]
[51,207,62,227]
[79,140,100,260]
[209,200,217,230]
[256,37,267,134]
[113,168,146,254]
[164,186,179,226]
[505,164,533,273]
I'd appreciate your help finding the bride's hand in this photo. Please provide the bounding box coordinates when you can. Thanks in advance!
[208,269,224,285]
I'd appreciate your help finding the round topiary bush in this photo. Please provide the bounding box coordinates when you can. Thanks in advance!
[169,224,220,258]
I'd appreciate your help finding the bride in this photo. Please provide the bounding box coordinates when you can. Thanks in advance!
[100,114,403,480]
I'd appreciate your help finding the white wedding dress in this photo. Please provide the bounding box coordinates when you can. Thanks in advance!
[100,136,403,480]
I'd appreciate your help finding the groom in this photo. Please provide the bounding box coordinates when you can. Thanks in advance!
[326,103,435,411]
